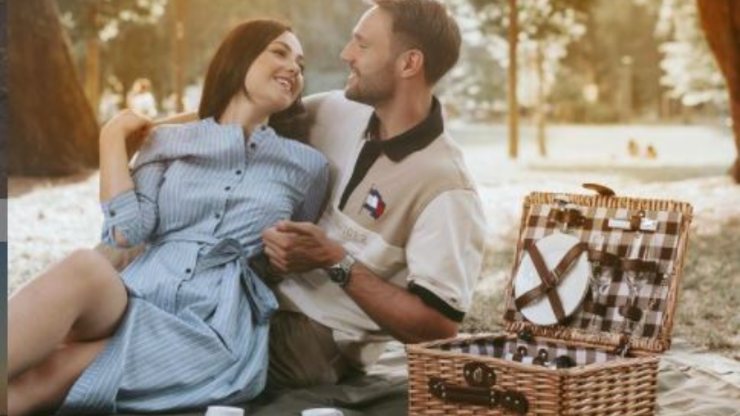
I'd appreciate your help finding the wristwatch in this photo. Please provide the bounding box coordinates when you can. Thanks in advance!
[325,254,356,287]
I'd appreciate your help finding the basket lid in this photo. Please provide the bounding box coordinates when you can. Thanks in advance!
[502,185,693,354]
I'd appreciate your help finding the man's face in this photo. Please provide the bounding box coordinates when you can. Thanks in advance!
[340,7,398,105]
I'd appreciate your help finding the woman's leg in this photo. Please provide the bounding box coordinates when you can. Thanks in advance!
[8,248,128,378]
[8,340,108,416]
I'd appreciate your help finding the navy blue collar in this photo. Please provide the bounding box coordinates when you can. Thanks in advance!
[362,97,443,162]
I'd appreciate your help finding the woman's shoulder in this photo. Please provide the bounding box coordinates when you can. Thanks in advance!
[277,135,328,171]
[151,118,214,139]
[133,119,218,166]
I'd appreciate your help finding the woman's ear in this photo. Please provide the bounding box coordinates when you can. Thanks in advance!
[398,49,425,79]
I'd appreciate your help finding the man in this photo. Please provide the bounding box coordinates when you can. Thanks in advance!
[261,0,486,388]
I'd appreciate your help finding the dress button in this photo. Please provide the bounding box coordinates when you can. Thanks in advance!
[250,142,257,149]
[109,210,116,217]
[185,268,192,274]
[225,186,231,191]
[236,170,242,175]
[215,213,221,219]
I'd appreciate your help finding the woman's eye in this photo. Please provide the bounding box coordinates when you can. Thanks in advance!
[272,49,287,57]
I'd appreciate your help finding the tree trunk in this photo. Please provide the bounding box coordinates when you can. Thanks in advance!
[8,0,99,176]
[84,3,100,118]
[0,0,8,196]
[172,0,188,113]
[535,41,547,157]
[697,0,740,183]
[507,0,519,159]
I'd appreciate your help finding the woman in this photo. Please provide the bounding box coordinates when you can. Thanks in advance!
[7,19,328,415]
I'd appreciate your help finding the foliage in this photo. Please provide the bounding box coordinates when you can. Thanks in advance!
[656,0,727,107]
[447,0,590,119]
[58,0,167,41]
[57,0,367,105]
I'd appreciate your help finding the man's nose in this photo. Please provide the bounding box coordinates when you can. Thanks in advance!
[340,43,352,62]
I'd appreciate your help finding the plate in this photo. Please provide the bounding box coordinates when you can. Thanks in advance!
[513,233,590,326]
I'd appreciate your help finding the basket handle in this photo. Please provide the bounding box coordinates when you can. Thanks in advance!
[582,183,616,197]
[428,377,529,414]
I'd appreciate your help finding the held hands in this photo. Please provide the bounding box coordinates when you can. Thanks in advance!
[262,220,345,273]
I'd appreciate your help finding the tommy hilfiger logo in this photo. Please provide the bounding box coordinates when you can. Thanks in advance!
[362,187,386,219]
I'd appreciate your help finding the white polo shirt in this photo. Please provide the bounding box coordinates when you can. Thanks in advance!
[275,91,486,365]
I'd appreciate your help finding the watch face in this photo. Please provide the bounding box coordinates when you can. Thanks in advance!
[328,267,345,282]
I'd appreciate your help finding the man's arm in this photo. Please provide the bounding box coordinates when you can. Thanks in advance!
[342,261,460,343]
[262,221,462,344]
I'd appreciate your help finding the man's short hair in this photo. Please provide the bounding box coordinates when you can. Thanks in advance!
[373,0,462,85]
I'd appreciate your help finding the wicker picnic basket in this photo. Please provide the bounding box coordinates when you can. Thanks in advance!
[407,184,693,415]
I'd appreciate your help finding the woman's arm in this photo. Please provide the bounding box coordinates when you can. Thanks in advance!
[99,110,164,247]
[99,110,147,202]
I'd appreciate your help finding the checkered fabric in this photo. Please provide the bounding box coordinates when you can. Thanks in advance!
[504,203,684,340]
[439,336,615,366]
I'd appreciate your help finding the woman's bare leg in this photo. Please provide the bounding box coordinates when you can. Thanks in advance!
[8,340,108,416]
[8,248,128,378]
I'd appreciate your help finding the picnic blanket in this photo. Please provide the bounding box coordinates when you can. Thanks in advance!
[108,338,737,416]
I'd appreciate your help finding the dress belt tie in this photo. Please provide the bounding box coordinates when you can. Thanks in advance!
[154,233,278,325]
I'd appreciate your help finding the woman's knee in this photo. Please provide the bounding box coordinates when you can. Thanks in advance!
[8,342,103,415]
[61,249,119,292]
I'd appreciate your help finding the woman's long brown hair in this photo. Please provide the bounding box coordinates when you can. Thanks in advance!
[198,19,309,141]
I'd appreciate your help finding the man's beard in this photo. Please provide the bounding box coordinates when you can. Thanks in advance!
[344,65,396,106]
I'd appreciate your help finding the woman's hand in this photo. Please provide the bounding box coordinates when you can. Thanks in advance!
[100,109,153,143]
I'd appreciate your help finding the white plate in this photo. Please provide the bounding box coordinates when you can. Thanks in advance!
[513,233,590,326]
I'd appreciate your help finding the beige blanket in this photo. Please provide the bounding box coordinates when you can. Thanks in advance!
[112,338,738,416]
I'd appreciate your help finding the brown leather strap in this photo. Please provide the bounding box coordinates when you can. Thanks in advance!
[587,248,619,266]
[620,259,659,273]
[582,182,616,197]
[515,242,587,323]
[547,208,586,228]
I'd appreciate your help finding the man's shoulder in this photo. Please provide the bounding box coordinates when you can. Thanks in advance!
[304,90,373,123]
[408,132,476,190]
[303,91,372,160]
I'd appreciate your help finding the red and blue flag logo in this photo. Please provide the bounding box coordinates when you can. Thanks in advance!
[362,187,386,219]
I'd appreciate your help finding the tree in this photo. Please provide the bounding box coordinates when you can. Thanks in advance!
[57,0,167,116]
[8,0,98,175]
[0,0,7,193]
[696,0,740,183]
[462,0,589,157]
[657,0,726,110]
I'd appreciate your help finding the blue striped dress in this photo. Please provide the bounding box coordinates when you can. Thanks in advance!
[58,118,329,414]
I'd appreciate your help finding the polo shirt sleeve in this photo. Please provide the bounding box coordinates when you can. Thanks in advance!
[406,189,487,322]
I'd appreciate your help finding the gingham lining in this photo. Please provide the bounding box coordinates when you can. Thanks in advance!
[438,336,618,366]
[504,204,684,340]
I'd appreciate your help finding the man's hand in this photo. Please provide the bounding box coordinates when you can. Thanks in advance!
[262,220,345,273]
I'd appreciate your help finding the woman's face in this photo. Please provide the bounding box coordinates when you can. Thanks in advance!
[244,31,305,114]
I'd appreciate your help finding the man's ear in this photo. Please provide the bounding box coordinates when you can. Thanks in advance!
[398,49,425,79]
